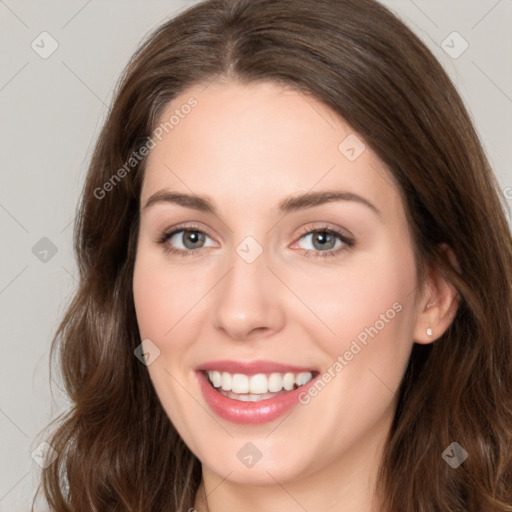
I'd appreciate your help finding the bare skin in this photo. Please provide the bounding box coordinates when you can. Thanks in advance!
[132,80,458,512]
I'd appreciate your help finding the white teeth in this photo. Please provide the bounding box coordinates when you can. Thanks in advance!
[249,374,268,394]
[268,373,283,392]
[220,390,279,401]
[296,372,311,386]
[206,370,314,395]
[211,370,222,388]
[283,372,295,391]
[231,373,249,394]
[221,372,231,391]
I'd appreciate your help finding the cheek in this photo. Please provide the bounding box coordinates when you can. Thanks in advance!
[133,263,171,341]
[132,249,206,343]
[132,251,208,447]
[295,240,418,371]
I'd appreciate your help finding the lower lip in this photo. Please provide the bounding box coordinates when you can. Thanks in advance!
[196,371,318,424]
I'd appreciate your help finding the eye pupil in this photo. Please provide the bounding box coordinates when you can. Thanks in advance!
[313,231,336,250]
[183,230,205,249]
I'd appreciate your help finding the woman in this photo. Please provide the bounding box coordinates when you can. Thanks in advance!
[36,0,512,510]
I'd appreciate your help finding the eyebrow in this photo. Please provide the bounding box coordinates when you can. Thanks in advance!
[143,189,381,217]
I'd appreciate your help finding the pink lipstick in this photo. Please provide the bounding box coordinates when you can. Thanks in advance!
[195,360,319,424]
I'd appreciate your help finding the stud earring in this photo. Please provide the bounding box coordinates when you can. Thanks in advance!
[426,327,433,336]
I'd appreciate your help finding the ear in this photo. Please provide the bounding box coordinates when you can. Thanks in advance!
[413,244,460,344]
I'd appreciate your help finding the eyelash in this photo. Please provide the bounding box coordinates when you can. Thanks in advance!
[155,223,355,259]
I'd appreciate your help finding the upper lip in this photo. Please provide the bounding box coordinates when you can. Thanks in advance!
[195,360,317,375]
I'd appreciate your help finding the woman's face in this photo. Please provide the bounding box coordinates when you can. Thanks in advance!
[133,80,428,487]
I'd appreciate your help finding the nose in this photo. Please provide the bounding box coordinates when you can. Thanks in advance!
[212,245,286,341]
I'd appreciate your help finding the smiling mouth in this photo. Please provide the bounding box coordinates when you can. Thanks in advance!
[203,370,318,402]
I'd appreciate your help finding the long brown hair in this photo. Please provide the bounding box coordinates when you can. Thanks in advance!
[36,0,512,510]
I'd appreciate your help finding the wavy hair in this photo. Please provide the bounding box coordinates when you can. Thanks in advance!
[36,0,512,510]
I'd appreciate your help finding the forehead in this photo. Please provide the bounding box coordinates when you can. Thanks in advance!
[141,80,403,219]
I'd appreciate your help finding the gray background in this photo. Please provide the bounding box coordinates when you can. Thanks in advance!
[1,0,511,510]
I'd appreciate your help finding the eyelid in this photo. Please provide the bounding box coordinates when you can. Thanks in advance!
[293,222,353,243]
[157,222,213,240]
